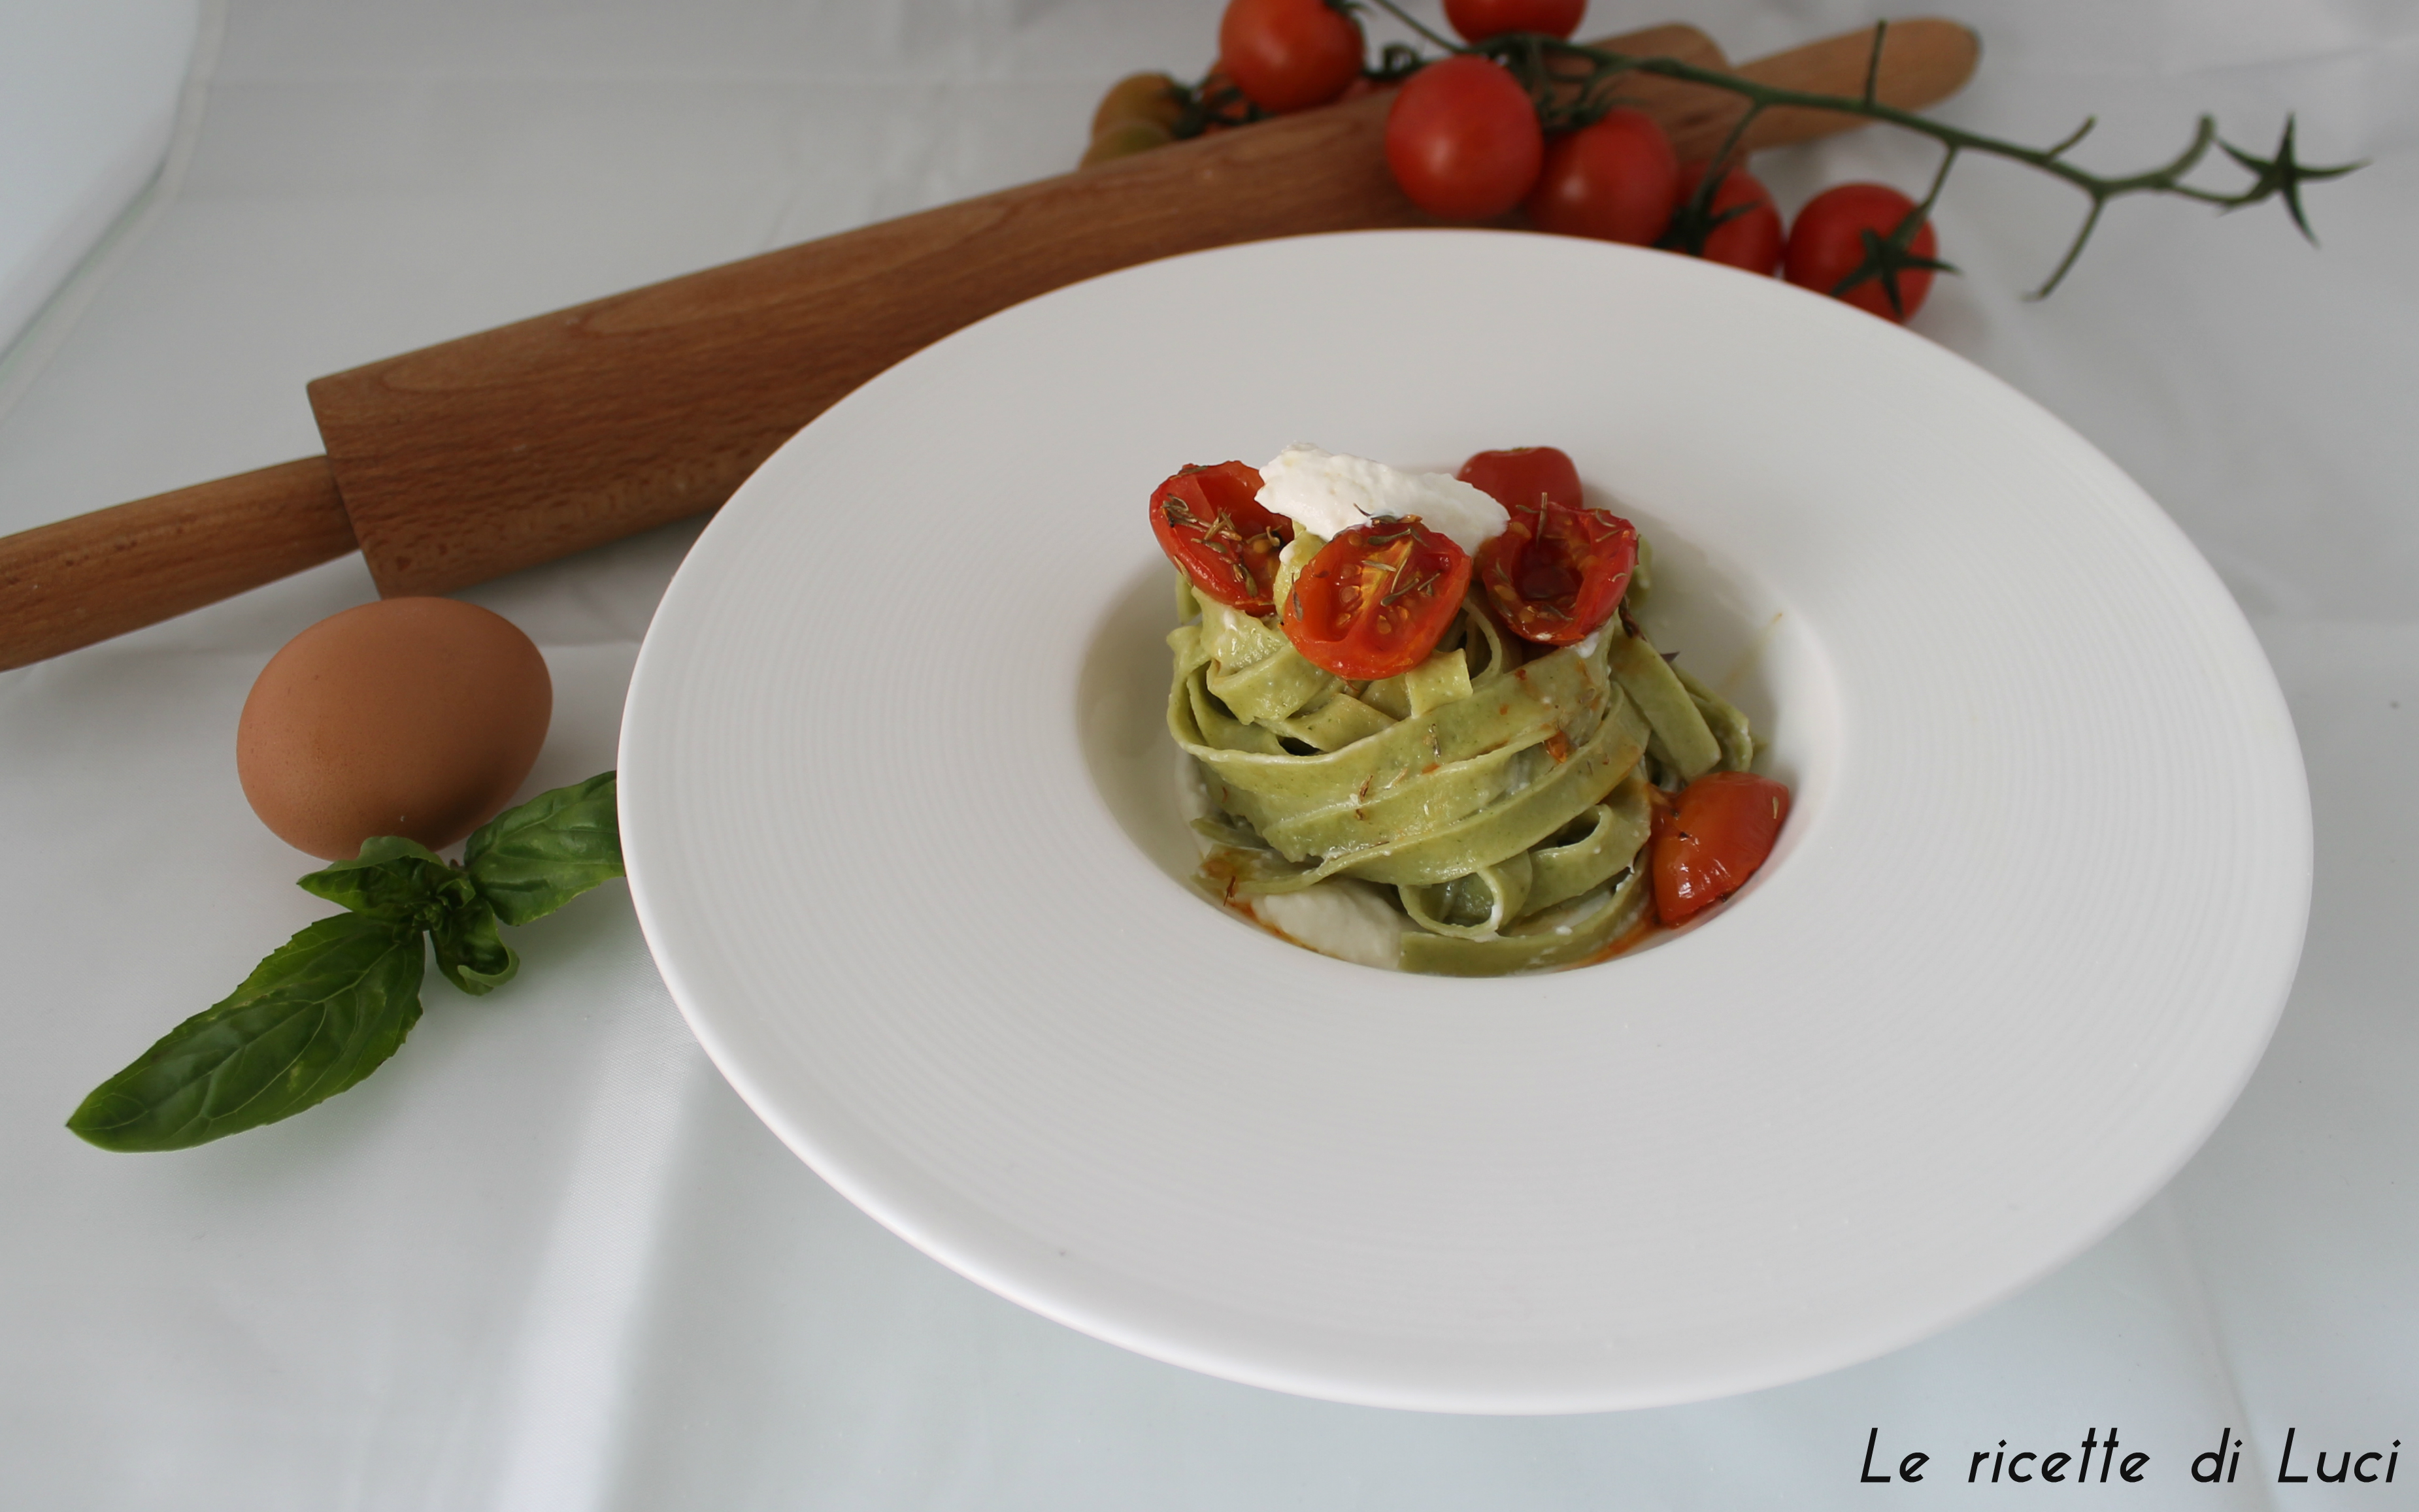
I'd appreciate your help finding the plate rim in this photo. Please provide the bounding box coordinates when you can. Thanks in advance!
[620,228,2312,1413]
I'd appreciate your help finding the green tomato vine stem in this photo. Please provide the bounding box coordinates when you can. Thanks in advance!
[1352,0,2360,298]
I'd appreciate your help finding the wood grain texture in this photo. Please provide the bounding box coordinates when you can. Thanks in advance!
[310,24,1731,598]
[0,458,354,670]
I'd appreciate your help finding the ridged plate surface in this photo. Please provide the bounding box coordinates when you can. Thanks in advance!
[620,231,2309,1413]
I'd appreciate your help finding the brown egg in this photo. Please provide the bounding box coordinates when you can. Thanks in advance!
[237,597,552,859]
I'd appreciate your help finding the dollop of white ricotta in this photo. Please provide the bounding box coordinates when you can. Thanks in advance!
[1175,752,1407,971]
[1255,444,1508,557]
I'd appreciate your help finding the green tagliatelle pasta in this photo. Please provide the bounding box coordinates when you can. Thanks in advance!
[1167,529,1760,976]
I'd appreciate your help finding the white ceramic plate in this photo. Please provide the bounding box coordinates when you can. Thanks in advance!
[619,231,2309,1413]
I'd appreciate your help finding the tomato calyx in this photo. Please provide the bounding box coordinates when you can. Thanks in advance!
[1660,162,1784,273]
[1830,195,1958,317]
[1784,182,1954,321]
[1151,461,1294,614]
[1457,447,1635,646]
[1173,68,1265,137]
[1280,518,1472,680]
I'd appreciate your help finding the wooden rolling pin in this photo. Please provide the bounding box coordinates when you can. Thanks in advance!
[0,19,1977,671]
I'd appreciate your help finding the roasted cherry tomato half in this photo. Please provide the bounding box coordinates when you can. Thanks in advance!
[1150,461,1293,614]
[1650,771,1790,925]
[1280,518,1472,679]
[1524,107,1679,246]
[1219,0,1365,114]
[1784,181,1941,321]
[1444,0,1586,42]
[1460,447,1636,646]
[1668,161,1784,274]
[1384,54,1544,220]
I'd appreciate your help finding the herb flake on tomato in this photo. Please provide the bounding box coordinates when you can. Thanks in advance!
[1151,461,1293,614]
[1280,518,1471,680]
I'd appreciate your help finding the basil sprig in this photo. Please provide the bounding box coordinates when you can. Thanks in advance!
[67,772,623,1153]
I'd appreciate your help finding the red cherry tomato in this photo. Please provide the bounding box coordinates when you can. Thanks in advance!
[1650,771,1790,925]
[1669,162,1784,274]
[1443,0,1586,42]
[1384,55,1544,220]
[1456,446,1582,513]
[1783,182,1940,321]
[1218,0,1365,114]
[1524,108,1680,245]
[1151,461,1293,615]
[1280,518,1472,679]
[1460,448,1637,645]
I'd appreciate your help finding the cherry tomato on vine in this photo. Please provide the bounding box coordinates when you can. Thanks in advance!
[1459,448,1637,645]
[1668,162,1783,274]
[1444,0,1586,42]
[1280,518,1473,679]
[1090,72,1184,139]
[1783,182,1941,321]
[1384,54,1544,220]
[1082,119,1174,168]
[1524,108,1679,245]
[1218,0,1365,114]
[1150,461,1293,615]
[1650,771,1790,925]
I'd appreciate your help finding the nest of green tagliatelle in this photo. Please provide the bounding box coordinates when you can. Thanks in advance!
[1154,447,1778,977]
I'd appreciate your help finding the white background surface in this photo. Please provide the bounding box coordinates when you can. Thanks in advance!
[0,0,2412,1505]
[0,0,197,357]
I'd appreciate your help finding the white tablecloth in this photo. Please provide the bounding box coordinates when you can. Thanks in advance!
[3,1,2414,1505]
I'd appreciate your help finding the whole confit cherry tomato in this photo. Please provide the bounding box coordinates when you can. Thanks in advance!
[1459,444,1583,514]
[1458,447,1638,645]
[1651,771,1791,925]
[1784,182,1940,321]
[1444,0,1586,42]
[1150,461,1293,615]
[1385,55,1544,220]
[1669,162,1784,274]
[1524,108,1679,244]
[1281,518,1472,679]
[1219,0,1365,114]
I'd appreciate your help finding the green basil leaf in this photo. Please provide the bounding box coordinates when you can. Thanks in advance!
[431,897,518,996]
[464,772,623,927]
[67,913,425,1153]
[299,836,475,927]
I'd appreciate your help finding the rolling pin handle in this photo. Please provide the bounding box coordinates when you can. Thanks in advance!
[0,457,358,672]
